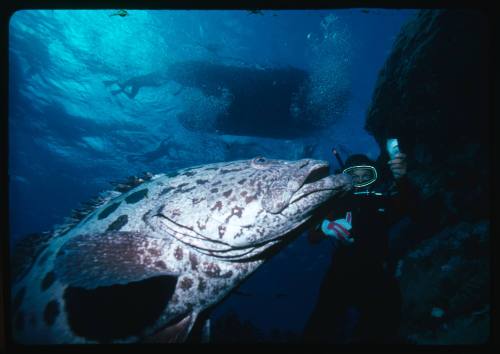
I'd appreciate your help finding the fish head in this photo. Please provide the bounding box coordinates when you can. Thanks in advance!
[152,157,352,250]
[244,156,353,245]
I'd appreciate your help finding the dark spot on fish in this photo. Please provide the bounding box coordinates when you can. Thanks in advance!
[255,181,263,195]
[13,287,26,313]
[221,271,233,279]
[98,201,121,220]
[189,253,199,271]
[44,300,60,326]
[170,294,179,304]
[176,183,189,189]
[210,188,219,193]
[182,186,196,193]
[235,263,249,273]
[197,220,207,230]
[222,189,233,198]
[210,201,223,211]
[203,262,221,278]
[240,191,248,197]
[192,197,205,205]
[245,195,256,204]
[170,209,182,218]
[218,225,226,238]
[167,171,180,178]
[238,179,247,185]
[183,171,196,177]
[198,278,206,292]
[156,205,165,215]
[196,179,209,185]
[15,311,24,331]
[125,189,148,204]
[37,250,52,266]
[179,277,193,290]
[160,187,175,196]
[174,247,183,260]
[212,181,222,186]
[41,271,56,291]
[63,275,178,342]
[106,215,128,232]
[205,167,219,171]
[220,167,244,174]
[154,260,166,269]
[147,248,161,257]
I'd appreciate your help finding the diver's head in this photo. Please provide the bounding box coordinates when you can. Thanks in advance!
[342,154,377,190]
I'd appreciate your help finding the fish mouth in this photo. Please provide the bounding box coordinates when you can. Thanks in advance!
[301,163,330,186]
[289,163,349,204]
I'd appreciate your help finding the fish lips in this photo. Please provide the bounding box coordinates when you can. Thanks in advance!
[263,161,347,214]
[288,170,353,205]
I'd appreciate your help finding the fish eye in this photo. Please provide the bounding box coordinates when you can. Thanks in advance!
[251,157,270,169]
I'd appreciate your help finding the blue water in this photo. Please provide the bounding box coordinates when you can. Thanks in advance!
[8,9,417,337]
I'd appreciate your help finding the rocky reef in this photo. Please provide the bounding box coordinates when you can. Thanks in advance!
[365,10,490,344]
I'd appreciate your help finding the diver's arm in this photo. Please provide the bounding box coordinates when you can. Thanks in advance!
[307,192,356,245]
[388,155,420,223]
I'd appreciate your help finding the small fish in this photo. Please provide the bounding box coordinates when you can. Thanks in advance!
[109,10,128,18]
[247,10,264,15]
[11,157,352,344]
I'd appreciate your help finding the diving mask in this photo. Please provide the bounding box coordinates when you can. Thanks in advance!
[342,165,378,188]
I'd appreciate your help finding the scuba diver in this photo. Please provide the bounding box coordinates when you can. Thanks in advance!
[103,72,166,99]
[302,142,419,343]
[109,10,129,18]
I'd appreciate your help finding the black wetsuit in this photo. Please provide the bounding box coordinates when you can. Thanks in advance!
[303,176,418,343]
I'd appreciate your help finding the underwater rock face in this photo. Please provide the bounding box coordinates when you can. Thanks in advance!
[365,10,489,344]
[397,221,489,344]
[366,9,489,224]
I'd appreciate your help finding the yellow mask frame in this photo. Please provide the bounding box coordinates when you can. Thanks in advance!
[342,165,378,188]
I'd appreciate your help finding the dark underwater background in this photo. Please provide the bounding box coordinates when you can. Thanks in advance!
[8,9,490,344]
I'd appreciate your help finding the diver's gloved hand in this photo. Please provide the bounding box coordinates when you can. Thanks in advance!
[321,212,353,244]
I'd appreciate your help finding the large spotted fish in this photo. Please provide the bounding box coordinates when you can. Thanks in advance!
[10,157,352,344]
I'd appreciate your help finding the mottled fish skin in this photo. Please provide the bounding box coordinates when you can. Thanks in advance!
[11,157,352,344]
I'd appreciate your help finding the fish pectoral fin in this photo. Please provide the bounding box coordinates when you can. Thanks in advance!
[145,312,198,343]
[54,231,178,289]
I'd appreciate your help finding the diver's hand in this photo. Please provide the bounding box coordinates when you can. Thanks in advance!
[321,212,354,245]
[388,152,407,179]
